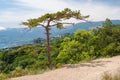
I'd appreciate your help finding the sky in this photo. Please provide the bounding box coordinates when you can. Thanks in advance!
[0,0,120,28]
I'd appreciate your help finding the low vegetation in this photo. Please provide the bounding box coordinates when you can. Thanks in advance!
[0,19,120,79]
[102,72,120,80]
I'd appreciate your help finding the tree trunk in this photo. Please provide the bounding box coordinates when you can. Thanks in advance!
[45,27,51,67]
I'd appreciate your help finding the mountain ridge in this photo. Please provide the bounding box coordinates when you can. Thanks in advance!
[0,20,120,48]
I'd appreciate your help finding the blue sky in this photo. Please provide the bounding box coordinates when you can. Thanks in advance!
[0,0,120,28]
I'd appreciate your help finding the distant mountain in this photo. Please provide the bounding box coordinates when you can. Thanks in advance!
[0,20,120,48]
[64,20,120,33]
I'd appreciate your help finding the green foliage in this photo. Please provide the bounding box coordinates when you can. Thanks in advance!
[22,8,89,28]
[27,61,49,70]
[9,67,28,77]
[0,52,3,59]
[0,19,119,78]
[101,43,116,56]
[80,52,91,61]
[57,19,120,64]
[74,29,89,43]
[57,39,81,64]
[0,73,8,80]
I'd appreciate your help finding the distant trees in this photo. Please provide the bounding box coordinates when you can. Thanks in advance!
[22,8,89,66]
[32,38,45,44]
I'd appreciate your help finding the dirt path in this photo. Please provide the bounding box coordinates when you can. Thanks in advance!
[10,56,120,80]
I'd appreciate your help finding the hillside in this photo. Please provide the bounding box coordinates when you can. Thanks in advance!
[0,19,120,80]
[10,55,120,80]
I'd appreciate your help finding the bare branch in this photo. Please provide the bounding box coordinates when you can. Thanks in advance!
[59,22,75,25]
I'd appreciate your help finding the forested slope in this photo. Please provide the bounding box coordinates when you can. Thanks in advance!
[0,19,120,79]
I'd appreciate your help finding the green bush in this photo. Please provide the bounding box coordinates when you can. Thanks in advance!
[56,63,62,68]
[0,52,3,60]
[19,58,36,69]
[101,43,116,56]
[0,73,8,80]
[3,64,15,73]
[28,61,49,69]
[57,40,81,63]
[80,52,91,61]
[9,67,28,77]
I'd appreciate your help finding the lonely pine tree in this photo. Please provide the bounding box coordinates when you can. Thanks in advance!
[22,8,89,66]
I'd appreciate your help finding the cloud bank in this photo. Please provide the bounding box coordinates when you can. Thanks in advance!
[0,0,120,28]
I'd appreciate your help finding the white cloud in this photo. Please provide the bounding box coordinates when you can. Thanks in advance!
[15,0,120,21]
[0,0,120,28]
[14,0,70,11]
[0,26,6,30]
[0,10,46,28]
[78,4,120,21]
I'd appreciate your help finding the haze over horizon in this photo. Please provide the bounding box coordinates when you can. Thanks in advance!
[0,0,120,28]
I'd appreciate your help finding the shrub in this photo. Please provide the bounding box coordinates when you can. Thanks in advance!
[102,73,112,80]
[56,63,62,68]
[102,72,120,80]
[12,54,37,68]
[19,58,36,69]
[0,73,8,80]
[9,67,28,77]
[101,43,116,56]
[57,40,81,64]
[28,61,49,69]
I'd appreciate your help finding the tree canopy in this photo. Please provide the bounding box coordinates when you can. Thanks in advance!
[22,8,89,28]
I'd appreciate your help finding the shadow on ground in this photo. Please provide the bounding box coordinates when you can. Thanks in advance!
[66,60,111,68]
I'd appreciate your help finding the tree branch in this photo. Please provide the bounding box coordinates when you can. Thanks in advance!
[50,22,75,27]
[38,23,45,27]
[82,19,91,22]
